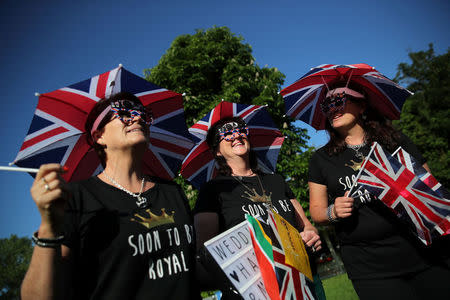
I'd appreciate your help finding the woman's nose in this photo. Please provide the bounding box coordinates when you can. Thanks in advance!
[129,113,142,124]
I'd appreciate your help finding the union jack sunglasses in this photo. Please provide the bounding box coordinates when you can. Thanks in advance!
[111,100,153,125]
[218,121,249,142]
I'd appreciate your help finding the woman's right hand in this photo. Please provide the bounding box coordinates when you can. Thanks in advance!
[30,164,69,237]
[333,191,354,219]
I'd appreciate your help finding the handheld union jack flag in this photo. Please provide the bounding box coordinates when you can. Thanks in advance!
[355,143,450,245]
[267,211,316,300]
[181,101,284,189]
[13,65,193,181]
[280,64,412,130]
[393,147,450,200]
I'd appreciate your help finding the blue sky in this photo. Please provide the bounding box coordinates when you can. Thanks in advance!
[0,0,448,238]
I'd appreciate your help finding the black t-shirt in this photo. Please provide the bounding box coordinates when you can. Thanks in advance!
[64,176,200,300]
[194,173,299,232]
[308,134,433,279]
[194,173,304,299]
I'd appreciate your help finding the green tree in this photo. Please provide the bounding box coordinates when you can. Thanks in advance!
[0,235,33,299]
[394,44,450,187]
[144,26,311,211]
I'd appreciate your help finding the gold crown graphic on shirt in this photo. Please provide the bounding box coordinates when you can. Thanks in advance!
[131,208,175,229]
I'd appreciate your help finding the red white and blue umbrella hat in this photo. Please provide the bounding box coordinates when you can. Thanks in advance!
[12,64,194,181]
[280,63,413,130]
[180,101,285,190]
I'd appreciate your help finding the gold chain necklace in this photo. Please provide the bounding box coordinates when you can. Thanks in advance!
[232,174,272,207]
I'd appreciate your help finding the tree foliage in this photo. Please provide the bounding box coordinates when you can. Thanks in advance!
[144,27,311,210]
[0,235,33,299]
[394,44,450,187]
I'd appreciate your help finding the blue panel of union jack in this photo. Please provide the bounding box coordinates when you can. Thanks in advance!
[13,65,193,182]
[356,143,450,245]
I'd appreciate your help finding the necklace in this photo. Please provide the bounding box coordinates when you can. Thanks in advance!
[233,174,272,208]
[103,172,148,208]
[346,140,367,160]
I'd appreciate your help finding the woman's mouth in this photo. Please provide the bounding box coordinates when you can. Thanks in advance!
[232,141,244,147]
[329,113,342,121]
[127,127,143,133]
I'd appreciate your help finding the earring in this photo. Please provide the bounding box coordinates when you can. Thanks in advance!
[361,113,367,121]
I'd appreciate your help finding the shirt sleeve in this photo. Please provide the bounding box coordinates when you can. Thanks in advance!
[63,182,80,249]
[283,179,296,199]
[175,183,194,220]
[193,181,221,214]
[308,150,327,185]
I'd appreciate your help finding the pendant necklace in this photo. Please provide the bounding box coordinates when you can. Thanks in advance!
[346,140,367,160]
[103,172,149,208]
[232,173,273,208]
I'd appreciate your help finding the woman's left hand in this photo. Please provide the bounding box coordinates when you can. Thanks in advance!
[300,227,322,252]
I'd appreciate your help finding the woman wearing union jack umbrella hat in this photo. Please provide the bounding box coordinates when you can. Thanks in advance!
[21,92,200,300]
[194,116,324,299]
[307,80,450,299]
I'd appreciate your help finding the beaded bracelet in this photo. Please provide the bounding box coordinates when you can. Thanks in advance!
[32,231,65,248]
[327,204,338,223]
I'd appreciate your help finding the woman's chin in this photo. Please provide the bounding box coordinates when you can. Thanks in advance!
[129,136,150,148]
[232,145,249,155]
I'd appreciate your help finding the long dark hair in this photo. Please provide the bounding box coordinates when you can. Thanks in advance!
[85,92,148,167]
[323,83,402,156]
[206,117,259,176]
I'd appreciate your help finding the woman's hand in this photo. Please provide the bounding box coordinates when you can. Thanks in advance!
[300,227,322,252]
[333,191,354,219]
[30,164,69,237]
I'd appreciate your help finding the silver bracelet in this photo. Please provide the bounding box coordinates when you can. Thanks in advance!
[32,231,65,248]
[327,204,338,223]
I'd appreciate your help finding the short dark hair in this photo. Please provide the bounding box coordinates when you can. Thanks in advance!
[85,92,147,167]
[206,116,259,176]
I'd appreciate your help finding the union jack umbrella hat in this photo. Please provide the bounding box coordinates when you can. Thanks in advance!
[12,65,194,181]
[180,101,285,190]
[280,63,412,130]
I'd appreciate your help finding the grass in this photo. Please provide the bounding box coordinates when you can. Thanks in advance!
[201,274,359,299]
[322,274,359,300]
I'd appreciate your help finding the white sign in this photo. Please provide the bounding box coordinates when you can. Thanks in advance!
[204,221,270,300]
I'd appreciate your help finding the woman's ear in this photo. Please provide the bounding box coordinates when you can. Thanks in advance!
[215,148,223,157]
[92,130,105,146]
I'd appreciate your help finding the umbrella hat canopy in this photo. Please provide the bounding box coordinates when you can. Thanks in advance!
[13,65,193,181]
[181,101,284,190]
[281,63,412,130]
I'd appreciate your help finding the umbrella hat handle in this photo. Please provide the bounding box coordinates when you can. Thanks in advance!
[0,166,39,173]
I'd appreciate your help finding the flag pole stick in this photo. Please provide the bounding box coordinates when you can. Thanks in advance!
[0,166,39,173]
[348,142,377,195]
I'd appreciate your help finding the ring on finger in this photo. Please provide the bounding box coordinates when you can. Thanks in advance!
[42,177,48,184]
[44,183,51,191]
[311,245,316,252]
